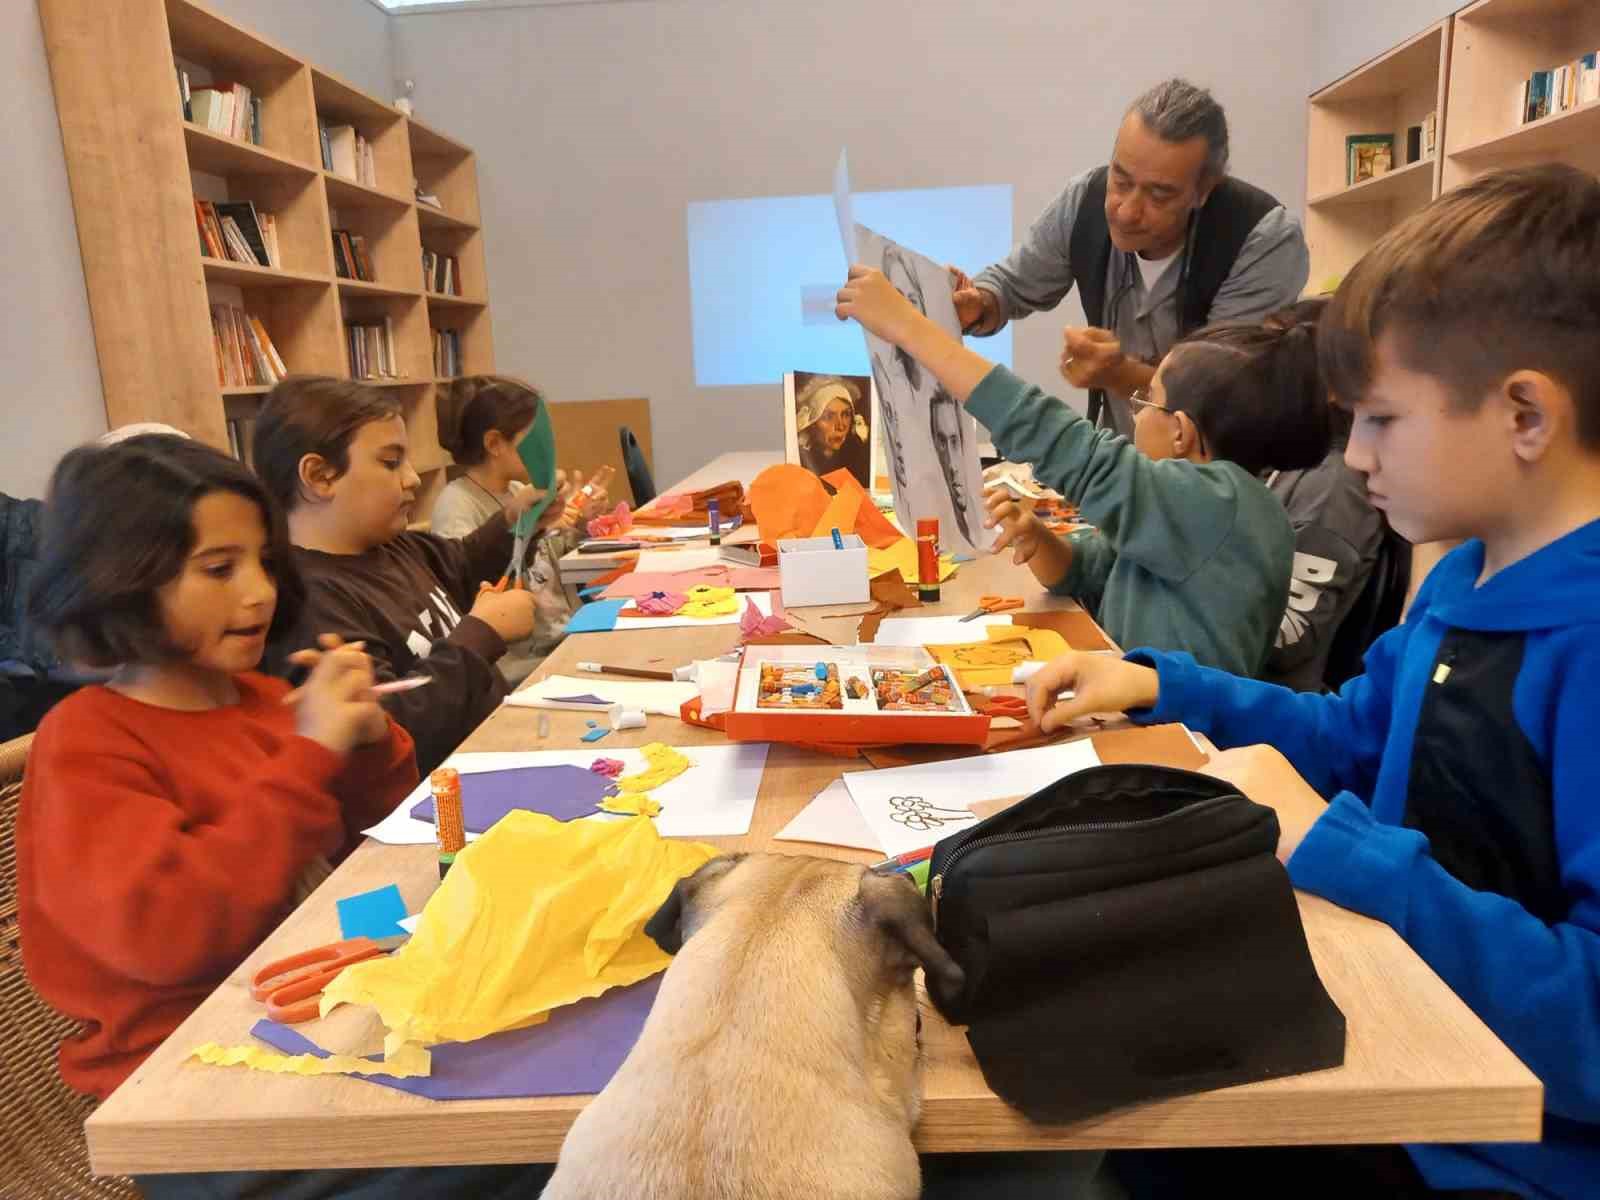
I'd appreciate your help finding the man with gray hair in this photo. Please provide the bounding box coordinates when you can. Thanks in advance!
[951,79,1308,436]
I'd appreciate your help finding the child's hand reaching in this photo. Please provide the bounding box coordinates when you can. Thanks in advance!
[286,634,389,754]
[504,482,549,523]
[984,488,1072,587]
[835,266,925,345]
[1201,745,1328,863]
[1025,652,1160,733]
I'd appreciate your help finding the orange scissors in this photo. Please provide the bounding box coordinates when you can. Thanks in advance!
[979,693,1030,721]
[959,595,1026,622]
[249,936,403,1023]
[482,528,532,594]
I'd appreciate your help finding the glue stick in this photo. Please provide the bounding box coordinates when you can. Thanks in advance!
[431,767,464,880]
[707,499,722,546]
[916,517,940,603]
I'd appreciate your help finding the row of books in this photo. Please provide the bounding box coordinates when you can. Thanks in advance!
[177,71,262,146]
[319,122,378,188]
[225,416,257,468]
[195,199,279,269]
[422,250,461,296]
[347,319,401,380]
[1517,52,1600,126]
[433,329,462,378]
[332,230,376,282]
[212,306,287,388]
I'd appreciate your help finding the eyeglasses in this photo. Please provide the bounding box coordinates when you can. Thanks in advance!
[1128,388,1163,413]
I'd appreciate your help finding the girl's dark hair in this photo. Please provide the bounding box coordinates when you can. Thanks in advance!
[1159,316,1333,475]
[436,376,541,466]
[28,435,303,668]
[253,376,402,513]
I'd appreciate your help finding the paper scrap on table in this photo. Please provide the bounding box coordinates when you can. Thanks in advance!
[507,675,698,716]
[866,538,958,584]
[189,1040,431,1078]
[336,883,409,941]
[635,546,728,573]
[693,659,740,718]
[246,974,662,1101]
[410,763,617,832]
[600,567,780,600]
[572,591,776,632]
[567,598,630,634]
[853,221,997,555]
[364,744,771,844]
[843,738,1102,859]
[773,779,883,852]
[926,626,1071,688]
[322,812,718,1049]
[871,613,1014,647]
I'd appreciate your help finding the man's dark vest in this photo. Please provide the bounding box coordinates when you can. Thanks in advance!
[1069,167,1280,427]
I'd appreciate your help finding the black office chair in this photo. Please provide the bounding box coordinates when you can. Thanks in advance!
[618,426,656,506]
[1322,525,1412,692]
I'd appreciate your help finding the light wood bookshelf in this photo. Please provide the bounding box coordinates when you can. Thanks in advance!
[1305,20,1451,292]
[1442,0,1600,189]
[37,0,497,480]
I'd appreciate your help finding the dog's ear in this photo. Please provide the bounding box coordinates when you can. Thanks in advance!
[857,868,965,1000]
[645,854,745,955]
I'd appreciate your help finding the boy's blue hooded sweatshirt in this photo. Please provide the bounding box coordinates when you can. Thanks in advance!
[1129,521,1600,1200]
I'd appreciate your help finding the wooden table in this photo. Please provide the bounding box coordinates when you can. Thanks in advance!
[87,453,1542,1175]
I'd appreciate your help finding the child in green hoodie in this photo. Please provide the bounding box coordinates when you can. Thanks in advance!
[838,273,1331,676]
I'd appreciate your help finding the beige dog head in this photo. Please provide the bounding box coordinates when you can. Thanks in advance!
[646,853,963,1112]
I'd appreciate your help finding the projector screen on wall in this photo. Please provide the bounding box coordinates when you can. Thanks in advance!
[686,184,1013,388]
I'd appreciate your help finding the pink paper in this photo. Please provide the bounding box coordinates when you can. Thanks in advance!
[586,502,632,538]
[599,567,780,601]
[739,596,793,639]
[634,590,688,615]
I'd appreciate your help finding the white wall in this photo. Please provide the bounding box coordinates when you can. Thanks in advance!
[2,0,393,500]
[0,2,108,500]
[393,0,1314,487]
[1312,0,1459,91]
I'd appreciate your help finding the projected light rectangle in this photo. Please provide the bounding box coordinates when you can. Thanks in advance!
[687,185,1013,388]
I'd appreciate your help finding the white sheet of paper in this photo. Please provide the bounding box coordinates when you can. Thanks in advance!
[604,591,773,631]
[506,675,698,716]
[833,147,858,263]
[362,743,771,843]
[773,779,883,851]
[693,659,741,718]
[634,546,728,572]
[856,223,997,556]
[842,739,1102,859]
[871,613,1014,647]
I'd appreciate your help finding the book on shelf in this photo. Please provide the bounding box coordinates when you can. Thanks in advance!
[225,416,257,467]
[194,199,278,268]
[433,328,462,377]
[332,230,375,281]
[1345,133,1393,186]
[175,65,191,121]
[322,124,379,187]
[210,305,287,388]
[1516,52,1600,126]
[421,250,461,295]
[190,83,261,145]
[346,317,400,380]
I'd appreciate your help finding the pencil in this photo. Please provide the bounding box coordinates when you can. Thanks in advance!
[370,676,433,695]
[575,661,677,681]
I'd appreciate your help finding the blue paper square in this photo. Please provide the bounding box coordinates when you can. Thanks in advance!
[336,883,408,941]
[565,598,628,634]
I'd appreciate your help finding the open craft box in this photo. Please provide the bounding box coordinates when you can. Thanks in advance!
[722,644,991,747]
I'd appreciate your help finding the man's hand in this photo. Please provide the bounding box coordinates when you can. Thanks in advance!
[1060,327,1125,390]
[948,265,997,335]
[1201,745,1328,863]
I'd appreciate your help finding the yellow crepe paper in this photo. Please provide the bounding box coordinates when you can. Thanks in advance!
[866,537,958,583]
[614,742,691,794]
[679,585,739,618]
[926,625,1072,687]
[599,793,662,817]
[188,1040,432,1078]
[319,811,718,1051]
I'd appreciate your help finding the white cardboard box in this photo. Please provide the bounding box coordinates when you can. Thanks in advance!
[778,534,869,607]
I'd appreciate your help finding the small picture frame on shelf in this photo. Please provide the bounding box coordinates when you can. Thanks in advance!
[1346,133,1394,185]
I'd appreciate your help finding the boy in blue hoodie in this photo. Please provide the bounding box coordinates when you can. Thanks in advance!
[1026,163,1600,1198]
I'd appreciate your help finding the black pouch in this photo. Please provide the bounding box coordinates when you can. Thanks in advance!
[925,763,1346,1122]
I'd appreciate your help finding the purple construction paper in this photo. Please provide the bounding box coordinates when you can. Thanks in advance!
[410,764,616,831]
[249,974,662,1100]
[546,694,611,705]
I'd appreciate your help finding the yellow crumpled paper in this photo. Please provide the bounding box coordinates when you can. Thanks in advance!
[867,537,958,583]
[679,585,739,618]
[613,743,691,794]
[320,811,718,1051]
[188,1040,432,1077]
